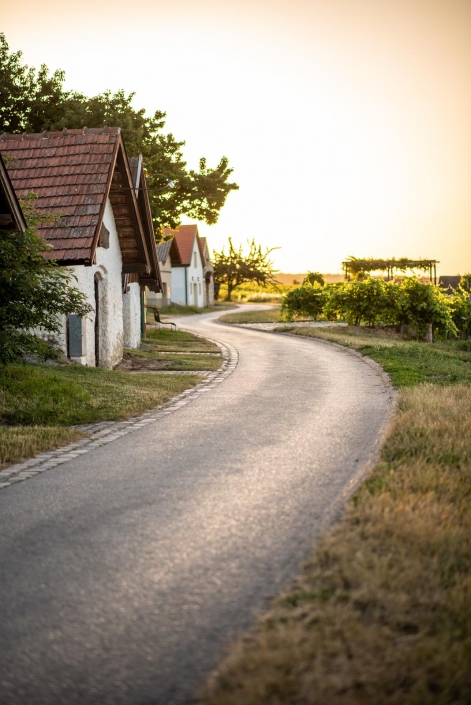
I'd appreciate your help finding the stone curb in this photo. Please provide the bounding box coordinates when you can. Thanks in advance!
[0,335,238,492]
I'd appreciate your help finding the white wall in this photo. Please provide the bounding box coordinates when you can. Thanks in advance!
[147,254,172,308]
[171,238,205,307]
[170,266,187,305]
[123,282,141,348]
[54,198,125,369]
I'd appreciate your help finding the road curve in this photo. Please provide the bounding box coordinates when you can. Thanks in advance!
[0,310,393,705]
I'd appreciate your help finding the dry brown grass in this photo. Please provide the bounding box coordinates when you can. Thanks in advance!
[0,426,87,469]
[200,385,471,704]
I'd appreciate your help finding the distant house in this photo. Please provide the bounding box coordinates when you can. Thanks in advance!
[163,224,214,307]
[199,237,214,306]
[147,240,172,309]
[1,128,161,368]
[439,276,461,293]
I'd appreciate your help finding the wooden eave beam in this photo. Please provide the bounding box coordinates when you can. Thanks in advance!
[115,142,150,269]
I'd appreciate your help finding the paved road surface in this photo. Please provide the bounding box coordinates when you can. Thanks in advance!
[0,310,392,704]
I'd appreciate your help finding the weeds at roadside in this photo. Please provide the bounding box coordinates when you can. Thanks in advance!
[0,426,87,467]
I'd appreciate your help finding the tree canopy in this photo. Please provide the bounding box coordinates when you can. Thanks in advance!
[0,33,238,238]
[212,238,279,301]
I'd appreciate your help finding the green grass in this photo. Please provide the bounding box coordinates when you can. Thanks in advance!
[146,302,235,320]
[144,328,220,352]
[200,326,471,705]
[277,325,471,387]
[122,348,221,371]
[0,327,219,467]
[219,307,283,324]
[0,426,87,467]
[0,364,202,428]
[122,331,222,370]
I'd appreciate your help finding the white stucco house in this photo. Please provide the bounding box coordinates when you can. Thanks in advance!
[163,225,214,307]
[1,128,162,369]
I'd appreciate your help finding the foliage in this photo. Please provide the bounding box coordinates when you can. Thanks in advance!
[446,282,471,338]
[0,193,90,364]
[326,278,398,327]
[213,238,279,301]
[343,255,436,279]
[395,277,456,338]
[282,277,457,338]
[303,271,325,287]
[281,286,327,321]
[459,273,471,292]
[0,33,238,237]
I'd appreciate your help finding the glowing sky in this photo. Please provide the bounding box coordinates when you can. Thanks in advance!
[2,0,471,273]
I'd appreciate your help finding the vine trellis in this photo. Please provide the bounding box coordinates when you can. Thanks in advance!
[342,257,438,283]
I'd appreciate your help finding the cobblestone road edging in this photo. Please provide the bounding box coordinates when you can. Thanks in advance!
[0,335,238,492]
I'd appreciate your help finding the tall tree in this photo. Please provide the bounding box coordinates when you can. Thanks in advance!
[213,238,279,301]
[0,33,238,238]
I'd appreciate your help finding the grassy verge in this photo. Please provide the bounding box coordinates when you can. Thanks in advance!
[200,327,471,705]
[0,426,87,467]
[146,302,235,320]
[219,307,283,324]
[145,328,220,352]
[0,328,218,468]
[277,325,471,387]
[0,365,202,428]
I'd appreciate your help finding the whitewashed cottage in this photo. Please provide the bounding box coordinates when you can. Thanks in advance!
[1,128,161,368]
[163,225,213,307]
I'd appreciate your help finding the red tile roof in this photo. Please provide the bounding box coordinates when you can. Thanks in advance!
[163,225,198,266]
[0,127,143,265]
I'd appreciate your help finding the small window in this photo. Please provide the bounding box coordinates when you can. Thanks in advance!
[199,283,202,294]
[98,223,110,249]
[193,252,197,267]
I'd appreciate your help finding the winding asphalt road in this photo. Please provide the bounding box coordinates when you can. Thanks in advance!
[0,310,393,705]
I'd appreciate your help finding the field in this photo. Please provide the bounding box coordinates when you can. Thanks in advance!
[200,326,471,705]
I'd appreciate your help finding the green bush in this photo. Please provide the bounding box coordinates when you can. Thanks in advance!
[325,278,397,327]
[447,277,471,338]
[396,278,456,338]
[281,285,327,321]
[282,277,457,339]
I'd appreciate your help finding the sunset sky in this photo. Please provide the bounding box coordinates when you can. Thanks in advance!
[2,0,471,274]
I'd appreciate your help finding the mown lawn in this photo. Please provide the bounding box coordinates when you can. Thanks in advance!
[146,302,234,320]
[218,307,283,324]
[0,327,217,468]
[145,328,220,352]
[200,326,471,705]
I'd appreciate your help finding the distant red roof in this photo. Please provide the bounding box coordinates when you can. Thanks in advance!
[0,128,150,274]
[163,225,197,266]
[164,224,206,266]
